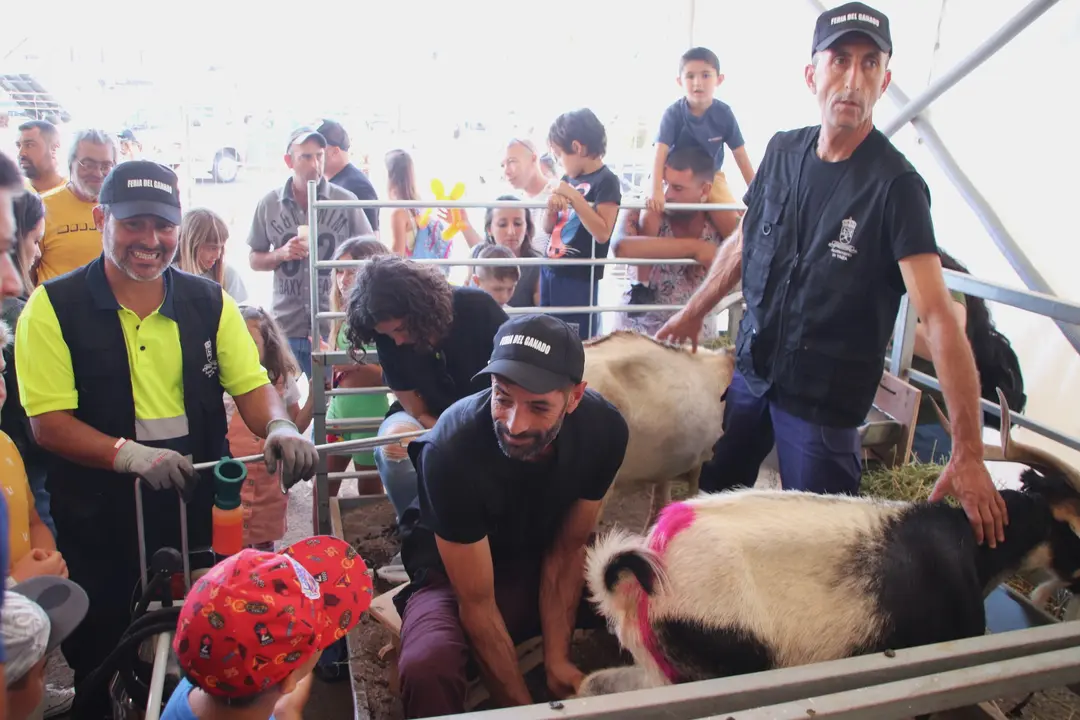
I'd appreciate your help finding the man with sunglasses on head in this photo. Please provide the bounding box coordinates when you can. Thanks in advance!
[36,129,119,284]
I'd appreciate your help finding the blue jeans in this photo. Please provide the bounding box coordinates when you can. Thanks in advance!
[27,460,56,538]
[539,267,600,340]
[374,411,425,522]
[700,371,862,495]
[911,423,952,464]
[288,337,313,378]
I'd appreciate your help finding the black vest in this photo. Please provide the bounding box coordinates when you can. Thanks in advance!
[737,127,927,428]
[43,257,228,550]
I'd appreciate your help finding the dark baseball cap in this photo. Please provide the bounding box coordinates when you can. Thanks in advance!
[286,127,327,153]
[474,314,585,394]
[316,119,351,151]
[812,2,892,56]
[98,160,182,225]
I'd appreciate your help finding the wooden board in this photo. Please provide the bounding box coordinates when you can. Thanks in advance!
[865,371,922,468]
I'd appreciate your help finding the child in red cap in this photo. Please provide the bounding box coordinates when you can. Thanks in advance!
[162,535,373,720]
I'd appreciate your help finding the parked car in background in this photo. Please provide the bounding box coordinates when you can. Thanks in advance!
[126,105,247,183]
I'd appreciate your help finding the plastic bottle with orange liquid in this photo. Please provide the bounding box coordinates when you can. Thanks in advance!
[212,458,246,557]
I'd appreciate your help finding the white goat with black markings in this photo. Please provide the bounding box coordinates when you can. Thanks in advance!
[578,392,1080,696]
[583,295,741,529]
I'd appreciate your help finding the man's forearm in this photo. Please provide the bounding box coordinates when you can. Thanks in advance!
[460,602,532,707]
[926,312,983,455]
[685,224,743,319]
[615,236,710,261]
[29,411,125,471]
[249,249,282,271]
[540,544,587,667]
[233,383,291,439]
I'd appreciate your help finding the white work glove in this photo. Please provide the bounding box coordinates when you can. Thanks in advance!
[265,419,319,490]
[113,439,198,501]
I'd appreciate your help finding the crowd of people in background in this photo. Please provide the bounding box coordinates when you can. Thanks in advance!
[0,2,1029,716]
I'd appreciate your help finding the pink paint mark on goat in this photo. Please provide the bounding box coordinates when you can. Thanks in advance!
[637,501,696,684]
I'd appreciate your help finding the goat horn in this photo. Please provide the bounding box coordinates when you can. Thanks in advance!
[991,388,1080,492]
[927,390,1080,491]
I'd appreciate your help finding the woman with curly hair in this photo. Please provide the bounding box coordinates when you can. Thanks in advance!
[346,254,508,582]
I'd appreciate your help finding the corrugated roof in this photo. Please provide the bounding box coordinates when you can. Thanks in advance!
[0,74,70,122]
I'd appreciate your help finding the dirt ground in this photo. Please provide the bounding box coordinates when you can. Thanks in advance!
[335,478,1080,720]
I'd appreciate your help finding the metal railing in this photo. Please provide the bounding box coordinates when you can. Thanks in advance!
[304,183,744,535]
[890,268,1080,453]
[303,185,1080,720]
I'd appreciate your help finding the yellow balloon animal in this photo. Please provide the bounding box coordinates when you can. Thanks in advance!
[418,179,468,241]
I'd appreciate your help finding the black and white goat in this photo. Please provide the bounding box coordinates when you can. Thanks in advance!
[578,393,1080,696]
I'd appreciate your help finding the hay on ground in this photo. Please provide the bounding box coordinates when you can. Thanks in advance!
[859,461,947,504]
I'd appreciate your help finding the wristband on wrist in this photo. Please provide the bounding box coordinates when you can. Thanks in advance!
[266,418,299,436]
[111,437,129,467]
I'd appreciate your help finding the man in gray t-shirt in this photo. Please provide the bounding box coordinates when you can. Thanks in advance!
[248,127,372,376]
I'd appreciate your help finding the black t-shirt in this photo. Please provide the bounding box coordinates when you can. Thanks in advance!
[790,134,938,291]
[330,163,380,231]
[469,241,541,308]
[554,165,622,281]
[400,387,629,584]
[375,287,508,417]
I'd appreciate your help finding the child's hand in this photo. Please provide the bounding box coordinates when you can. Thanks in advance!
[12,548,68,582]
[547,193,569,214]
[646,179,665,214]
[553,181,581,203]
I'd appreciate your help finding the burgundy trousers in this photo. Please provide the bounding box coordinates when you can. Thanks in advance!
[397,564,602,718]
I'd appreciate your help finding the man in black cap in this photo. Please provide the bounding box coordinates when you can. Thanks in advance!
[15,160,319,717]
[392,314,628,717]
[248,127,372,377]
[317,118,381,232]
[658,2,1008,546]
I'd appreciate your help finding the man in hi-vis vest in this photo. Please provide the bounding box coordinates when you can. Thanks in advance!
[16,161,319,718]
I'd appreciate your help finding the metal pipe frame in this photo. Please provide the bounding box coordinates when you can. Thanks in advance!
[317,304,690,321]
[451,622,1080,720]
[878,0,1062,138]
[318,256,697,269]
[310,199,744,212]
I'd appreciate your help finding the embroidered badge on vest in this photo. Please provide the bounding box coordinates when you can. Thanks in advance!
[202,339,219,378]
[829,217,859,261]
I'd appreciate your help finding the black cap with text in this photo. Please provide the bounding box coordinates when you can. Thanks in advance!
[98,160,182,225]
[812,2,892,56]
[474,314,585,394]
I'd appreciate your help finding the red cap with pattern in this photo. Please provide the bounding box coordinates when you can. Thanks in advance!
[173,535,373,698]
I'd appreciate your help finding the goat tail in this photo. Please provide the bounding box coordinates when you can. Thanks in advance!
[586,529,667,621]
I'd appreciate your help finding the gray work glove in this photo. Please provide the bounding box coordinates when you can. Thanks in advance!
[265,419,319,490]
[114,440,198,502]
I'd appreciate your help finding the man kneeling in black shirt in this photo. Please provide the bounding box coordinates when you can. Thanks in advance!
[393,314,629,717]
